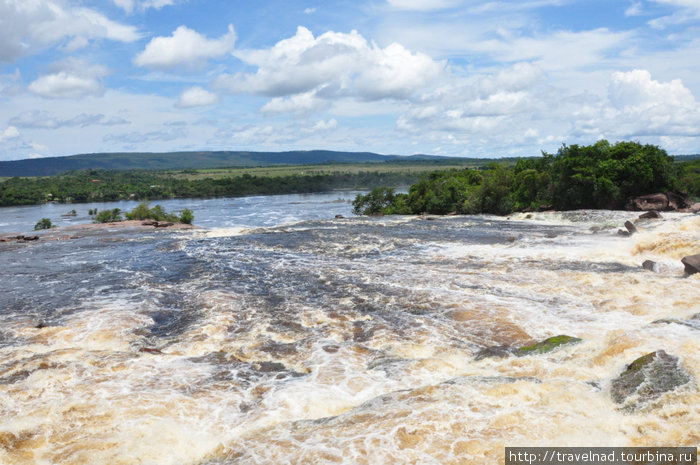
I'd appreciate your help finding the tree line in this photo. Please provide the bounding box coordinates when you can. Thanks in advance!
[0,169,419,207]
[353,141,699,215]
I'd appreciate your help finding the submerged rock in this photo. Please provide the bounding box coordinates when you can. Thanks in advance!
[681,254,700,275]
[610,350,692,408]
[474,345,513,361]
[624,221,638,235]
[642,260,657,272]
[639,210,662,219]
[514,335,582,356]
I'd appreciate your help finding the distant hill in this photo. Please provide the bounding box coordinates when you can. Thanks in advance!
[0,150,397,177]
[0,150,493,177]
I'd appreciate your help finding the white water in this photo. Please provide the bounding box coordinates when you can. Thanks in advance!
[0,197,698,465]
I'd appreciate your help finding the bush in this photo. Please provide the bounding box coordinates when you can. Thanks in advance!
[34,218,53,230]
[179,208,194,224]
[94,208,122,223]
[124,202,184,222]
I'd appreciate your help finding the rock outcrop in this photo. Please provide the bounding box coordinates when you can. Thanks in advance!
[610,350,692,409]
[638,211,662,219]
[627,192,692,211]
[681,254,700,275]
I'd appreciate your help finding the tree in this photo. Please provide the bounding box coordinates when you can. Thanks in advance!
[34,218,53,230]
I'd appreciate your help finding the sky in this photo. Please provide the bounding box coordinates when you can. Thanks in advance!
[1,0,700,161]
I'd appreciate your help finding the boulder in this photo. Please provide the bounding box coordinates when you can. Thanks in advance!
[475,345,513,361]
[628,193,669,211]
[154,222,174,228]
[610,350,692,408]
[667,191,691,210]
[681,254,700,275]
[334,215,344,219]
[642,260,657,272]
[624,221,638,235]
[514,335,582,356]
[638,211,662,219]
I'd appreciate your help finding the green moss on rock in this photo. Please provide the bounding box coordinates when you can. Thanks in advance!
[610,350,692,408]
[515,335,582,356]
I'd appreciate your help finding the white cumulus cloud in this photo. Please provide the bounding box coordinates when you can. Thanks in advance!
[0,0,140,62]
[176,86,220,108]
[216,26,445,108]
[0,126,20,142]
[134,24,236,69]
[28,58,109,99]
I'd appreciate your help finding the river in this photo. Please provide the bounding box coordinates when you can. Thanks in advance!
[0,193,698,464]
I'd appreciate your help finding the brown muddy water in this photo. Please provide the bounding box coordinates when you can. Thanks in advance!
[0,207,698,464]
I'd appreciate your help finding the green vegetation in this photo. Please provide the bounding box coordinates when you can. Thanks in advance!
[125,203,181,222]
[514,335,582,356]
[0,164,447,207]
[33,218,53,230]
[354,140,689,216]
[677,157,700,199]
[179,208,194,224]
[94,208,123,223]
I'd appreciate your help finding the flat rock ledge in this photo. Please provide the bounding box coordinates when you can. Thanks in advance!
[610,350,692,410]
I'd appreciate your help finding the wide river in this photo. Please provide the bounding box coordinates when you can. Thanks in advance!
[0,193,698,464]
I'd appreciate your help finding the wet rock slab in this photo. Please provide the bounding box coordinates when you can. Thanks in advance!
[610,350,692,409]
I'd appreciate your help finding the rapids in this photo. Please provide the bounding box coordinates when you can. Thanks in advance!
[0,196,698,464]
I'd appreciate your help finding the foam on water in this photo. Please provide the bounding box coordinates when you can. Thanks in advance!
[0,207,698,464]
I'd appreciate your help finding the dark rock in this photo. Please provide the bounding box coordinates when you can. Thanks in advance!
[624,221,638,235]
[475,345,513,361]
[141,220,158,226]
[254,361,287,372]
[154,222,174,228]
[667,191,691,210]
[139,347,163,354]
[628,193,669,211]
[610,350,692,408]
[642,260,657,272]
[639,211,662,219]
[617,229,630,237]
[35,321,47,329]
[334,215,344,219]
[681,254,700,275]
[514,335,582,356]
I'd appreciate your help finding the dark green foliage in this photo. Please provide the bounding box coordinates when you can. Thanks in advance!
[94,208,122,223]
[179,208,194,224]
[548,140,675,209]
[0,169,421,207]
[125,203,179,222]
[352,187,397,215]
[677,157,700,200]
[34,218,53,230]
[355,140,684,216]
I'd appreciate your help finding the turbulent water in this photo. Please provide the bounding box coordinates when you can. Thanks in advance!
[0,194,699,465]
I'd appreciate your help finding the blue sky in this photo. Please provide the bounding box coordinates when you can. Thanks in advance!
[1,0,699,161]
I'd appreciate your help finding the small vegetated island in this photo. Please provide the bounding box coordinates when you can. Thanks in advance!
[353,140,700,215]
